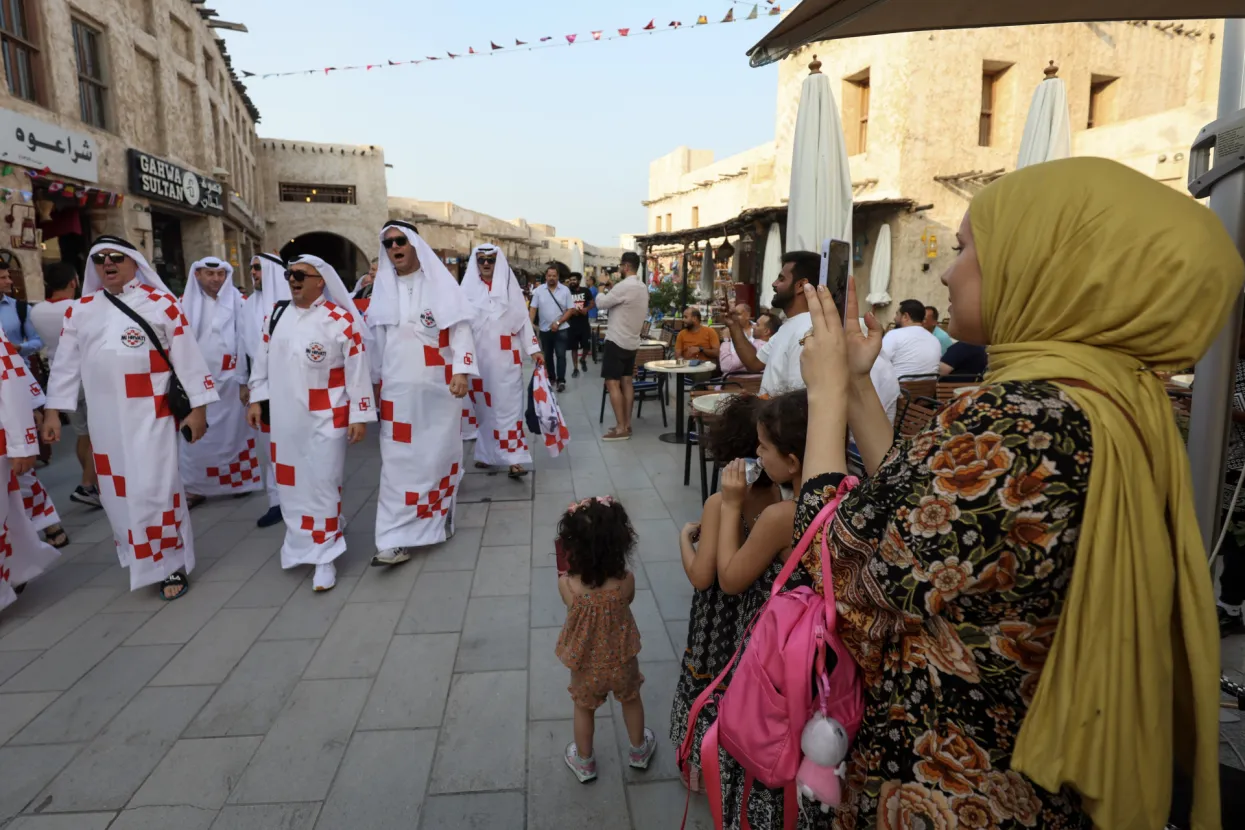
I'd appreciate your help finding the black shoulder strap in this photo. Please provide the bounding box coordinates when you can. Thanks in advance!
[268,300,290,335]
[15,299,28,330]
[101,290,174,371]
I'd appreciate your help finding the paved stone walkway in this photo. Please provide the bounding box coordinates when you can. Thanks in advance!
[1,369,1242,829]
[0,372,716,829]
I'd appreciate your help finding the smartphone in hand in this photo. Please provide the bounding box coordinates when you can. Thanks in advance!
[555,536,568,575]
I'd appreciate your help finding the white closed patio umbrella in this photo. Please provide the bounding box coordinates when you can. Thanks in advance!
[865,223,892,306]
[569,241,584,274]
[1017,61,1072,168]
[759,222,783,311]
[785,56,853,256]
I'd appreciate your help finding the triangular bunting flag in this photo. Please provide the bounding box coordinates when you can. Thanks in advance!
[491,41,503,50]
[618,28,629,36]
[427,56,439,61]
[669,21,682,28]
[722,9,734,22]
[324,67,335,74]
[516,38,527,45]
[697,15,708,24]
[388,60,399,65]
[643,19,655,30]
[242,70,255,77]
[540,36,552,42]
[566,34,576,43]
[447,52,458,58]
[366,64,375,70]
[591,30,602,40]
[468,47,476,54]
[747,5,758,19]
[769,5,781,14]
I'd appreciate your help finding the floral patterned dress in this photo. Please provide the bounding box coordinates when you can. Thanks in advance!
[718,381,1096,830]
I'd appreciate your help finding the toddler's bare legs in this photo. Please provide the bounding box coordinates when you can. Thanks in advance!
[573,705,596,758]
[620,696,646,748]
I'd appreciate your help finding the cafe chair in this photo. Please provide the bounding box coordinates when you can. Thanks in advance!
[598,345,667,427]
[898,373,940,401]
[685,380,745,503]
[898,393,940,440]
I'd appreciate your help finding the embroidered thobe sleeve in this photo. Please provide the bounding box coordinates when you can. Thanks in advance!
[338,313,377,425]
[247,313,271,404]
[44,303,81,412]
[0,339,38,458]
[448,320,479,378]
[520,316,541,357]
[166,301,220,409]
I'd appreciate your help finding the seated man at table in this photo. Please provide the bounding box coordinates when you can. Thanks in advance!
[674,308,720,361]
[719,312,779,374]
[939,340,988,381]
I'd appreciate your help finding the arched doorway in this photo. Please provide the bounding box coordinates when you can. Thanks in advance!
[281,232,370,290]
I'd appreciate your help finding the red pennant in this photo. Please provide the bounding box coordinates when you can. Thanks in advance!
[388,60,399,65]
[565,34,576,43]
[468,47,476,54]
[324,67,335,74]
[722,9,734,22]
[643,19,655,30]
[669,21,682,28]
[491,41,503,50]
[769,5,781,13]
[591,30,602,40]
[366,64,375,70]
[427,56,439,61]
[447,52,458,58]
[515,38,527,45]
[618,28,629,36]
[540,36,552,42]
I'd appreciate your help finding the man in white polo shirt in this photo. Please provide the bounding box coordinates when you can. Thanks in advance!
[882,299,944,379]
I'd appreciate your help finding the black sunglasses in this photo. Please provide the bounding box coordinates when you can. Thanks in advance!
[250,262,263,271]
[91,252,128,265]
[284,269,321,283]
[382,236,409,249]
[476,256,497,264]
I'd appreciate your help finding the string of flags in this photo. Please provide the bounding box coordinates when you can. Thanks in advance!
[0,164,124,206]
[242,4,782,80]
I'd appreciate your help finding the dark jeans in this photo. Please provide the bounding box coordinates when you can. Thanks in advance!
[540,328,569,384]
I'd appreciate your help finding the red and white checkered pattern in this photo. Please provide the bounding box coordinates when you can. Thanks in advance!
[0,345,28,381]
[499,334,521,366]
[308,366,349,429]
[494,420,528,454]
[124,350,175,419]
[300,505,342,545]
[467,377,491,409]
[404,462,459,520]
[324,302,364,357]
[221,353,238,373]
[94,452,127,498]
[422,329,454,384]
[206,438,262,489]
[137,284,189,337]
[544,423,570,454]
[379,397,414,444]
[0,523,11,585]
[462,407,478,429]
[0,426,30,456]
[22,475,57,522]
[127,492,182,562]
[270,440,296,486]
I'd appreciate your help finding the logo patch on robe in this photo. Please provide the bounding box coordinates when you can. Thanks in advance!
[120,327,146,348]
[420,308,436,328]
[306,342,327,363]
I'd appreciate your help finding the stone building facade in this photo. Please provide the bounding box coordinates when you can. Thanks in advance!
[645,18,1225,317]
[0,0,263,297]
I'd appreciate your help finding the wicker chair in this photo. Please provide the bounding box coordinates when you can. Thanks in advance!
[898,395,940,440]
[899,374,939,401]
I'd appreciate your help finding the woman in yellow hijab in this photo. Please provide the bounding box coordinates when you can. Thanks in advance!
[748,157,1243,830]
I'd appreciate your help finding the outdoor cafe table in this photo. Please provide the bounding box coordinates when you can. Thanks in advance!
[644,359,718,444]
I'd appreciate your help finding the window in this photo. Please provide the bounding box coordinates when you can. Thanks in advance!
[654,215,663,233]
[72,19,107,129]
[169,14,191,60]
[666,212,673,231]
[279,183,356,205]
[691,206,700,229]
[978,65,1008,147]
[1088,75,1118,129]
[843,69,870,155]
[1,0,41,103]
[203,48,215,84]
[134,49,163,152]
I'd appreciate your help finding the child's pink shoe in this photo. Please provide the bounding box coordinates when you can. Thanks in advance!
[628,727,657,770]
[564,743,597,783]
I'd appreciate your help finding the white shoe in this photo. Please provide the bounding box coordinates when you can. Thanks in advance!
[371,547,411,567]
[313,563,337,592]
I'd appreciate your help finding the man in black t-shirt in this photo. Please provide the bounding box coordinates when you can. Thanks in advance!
[938,340,988,381]
[566,272,594,377]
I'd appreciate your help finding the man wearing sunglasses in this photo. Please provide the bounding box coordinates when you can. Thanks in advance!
[41,236,218,602]
[460,244,542,479]
[241,253,292,528]
[179,257,262,510]
[367,220,477,567]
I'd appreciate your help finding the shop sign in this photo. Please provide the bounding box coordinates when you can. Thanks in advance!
[0,108,99,182]
[127,149,223,215]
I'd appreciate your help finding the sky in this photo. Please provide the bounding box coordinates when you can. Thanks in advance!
[209,0,780,247]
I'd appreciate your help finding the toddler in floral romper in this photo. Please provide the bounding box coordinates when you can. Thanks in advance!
[554,496,657,782]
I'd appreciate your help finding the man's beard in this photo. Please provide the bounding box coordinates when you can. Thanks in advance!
[772,285,795,312]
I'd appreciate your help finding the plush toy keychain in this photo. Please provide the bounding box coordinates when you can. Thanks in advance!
[796,712,849,812]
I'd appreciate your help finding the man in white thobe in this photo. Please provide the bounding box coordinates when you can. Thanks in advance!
[460,244,542,477]
[242,253,292,528]
[42,235,215,599]
[180,257,262,506]
[246,254,374,592]
[369,220,476,566]
[0,330,58,606]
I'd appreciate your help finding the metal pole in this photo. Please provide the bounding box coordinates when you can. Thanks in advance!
[1188,18,1245,550]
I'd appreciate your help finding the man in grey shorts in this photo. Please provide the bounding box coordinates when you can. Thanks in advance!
[30,262,100,507]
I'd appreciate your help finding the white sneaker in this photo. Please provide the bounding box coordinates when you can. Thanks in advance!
[313,563,337,592]
[371,547,411,567]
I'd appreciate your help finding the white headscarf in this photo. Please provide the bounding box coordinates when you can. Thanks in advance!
[182,256,244,381]
[460,244,529,334]
[289,253,374,350]
[84,235,173,295]
[369,220,473,330]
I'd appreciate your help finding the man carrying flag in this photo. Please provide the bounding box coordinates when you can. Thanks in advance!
[242,253,291,527]
[369,220,476,566]
[181,257,262,506]
[41,235,216,600]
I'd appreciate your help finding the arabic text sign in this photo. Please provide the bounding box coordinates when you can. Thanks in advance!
[0,108,99,182]
[127,149,224,215]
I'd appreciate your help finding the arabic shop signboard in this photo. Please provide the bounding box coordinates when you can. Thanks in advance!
[0,108,99,182]
[127,149,223,215]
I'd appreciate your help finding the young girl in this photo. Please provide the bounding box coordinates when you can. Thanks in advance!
[670,394,777,792]
[555,495,657,782]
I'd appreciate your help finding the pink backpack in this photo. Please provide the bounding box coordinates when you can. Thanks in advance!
[679,477,864,830]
